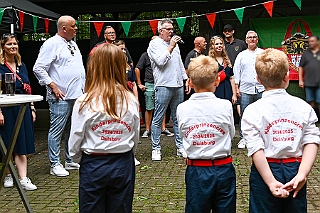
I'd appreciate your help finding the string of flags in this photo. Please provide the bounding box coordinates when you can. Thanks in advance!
[0,0,302,36]
[86,0,302,37]
[0,7,54,34]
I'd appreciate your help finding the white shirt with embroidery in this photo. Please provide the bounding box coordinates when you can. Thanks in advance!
[69,92,140,163]
[177,92,235,159]
[242,89,320,158]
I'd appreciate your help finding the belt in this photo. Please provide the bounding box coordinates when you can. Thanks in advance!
[89,152,118,156]
[187,156,232,167]
[266,157,302,164]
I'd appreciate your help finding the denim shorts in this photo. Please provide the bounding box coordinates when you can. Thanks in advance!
[304,85,320,103]
[144,82,155,111]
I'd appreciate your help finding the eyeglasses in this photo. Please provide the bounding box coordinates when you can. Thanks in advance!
[67,44,76,56]
[105,32,116,35]
[162,28,174,32]
[246,36,258,40]
[2,33,15,39]
[223,29,233,33]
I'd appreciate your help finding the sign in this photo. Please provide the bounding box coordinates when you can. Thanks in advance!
[250,16,320,80]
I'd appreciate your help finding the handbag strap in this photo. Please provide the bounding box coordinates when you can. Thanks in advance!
[4,61,23,83]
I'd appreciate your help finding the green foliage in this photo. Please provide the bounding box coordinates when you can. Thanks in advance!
[22,33,52,41]
[21,11,199,41]
[77,11,199,40]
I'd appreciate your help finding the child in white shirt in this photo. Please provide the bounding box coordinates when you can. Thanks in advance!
[69,44,140,213]
[242,48,320,213]
[177,55,236,213]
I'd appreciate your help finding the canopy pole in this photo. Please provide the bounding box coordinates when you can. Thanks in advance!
[10,24,14,34]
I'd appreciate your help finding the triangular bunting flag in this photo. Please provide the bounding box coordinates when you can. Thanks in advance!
[234,8,245,24]
[149,20,159,35]
[0,8,4,24]
[264,1,274,17]
[93,22,104,37]
[44,18,49,35]
[18,11,25,32]
[293,0,301,10]
[32,16,38,33]
[206,13,217,28]
[176,17,186,33]
[121,21,132,37]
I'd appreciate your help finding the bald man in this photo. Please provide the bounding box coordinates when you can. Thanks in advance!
[184,37,207,71]
[33,15,85,176]
[184,37,207,98]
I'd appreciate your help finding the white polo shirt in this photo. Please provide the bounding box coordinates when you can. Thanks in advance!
[177,92,235,160]
[242,89,320,158]
[69,92,140,163]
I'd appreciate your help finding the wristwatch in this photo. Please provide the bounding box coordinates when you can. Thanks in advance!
[31,108,36,113]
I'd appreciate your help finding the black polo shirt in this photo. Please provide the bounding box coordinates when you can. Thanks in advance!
[299,48,320,87]
[225,38,247,66]
[184,49,203,69]
[136,52,154,83]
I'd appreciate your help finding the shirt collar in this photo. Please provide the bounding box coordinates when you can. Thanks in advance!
[189,92,217,100]
[262,89,287,98]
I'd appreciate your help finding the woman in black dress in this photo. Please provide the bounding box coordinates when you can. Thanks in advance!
[0,34,37,190]
[208,36,237,104]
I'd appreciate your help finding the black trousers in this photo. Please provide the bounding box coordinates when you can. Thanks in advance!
[79,150,135,213]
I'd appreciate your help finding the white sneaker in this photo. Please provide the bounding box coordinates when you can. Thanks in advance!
[177,148,187,158]
[134,158,141,166]
[65,162,80,170]
[161,129,174,137]
[50,164,69,176]
[237,139,246,149]
[3,174,13,188]
[20,177,37,191]
[141,130,149,138]
[152,150,161,161]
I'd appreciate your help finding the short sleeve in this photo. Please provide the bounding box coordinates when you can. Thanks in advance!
[299,52,307,67]
[184,53,192,69]
[241,105,265,156]
[301,108,320,146]
[136,53,146,70]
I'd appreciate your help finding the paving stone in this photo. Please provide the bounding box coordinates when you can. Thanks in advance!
[0,126,319,212]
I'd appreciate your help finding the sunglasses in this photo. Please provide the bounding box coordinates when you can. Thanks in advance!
[67,44,76,56]
[2,33,15,39]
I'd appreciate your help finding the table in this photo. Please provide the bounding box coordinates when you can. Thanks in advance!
[0,94,43,213]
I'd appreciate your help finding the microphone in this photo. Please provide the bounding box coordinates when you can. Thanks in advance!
[172,33,184,44]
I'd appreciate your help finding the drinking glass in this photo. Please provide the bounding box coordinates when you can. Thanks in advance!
[5,73,16,96]
[0,74,2,94]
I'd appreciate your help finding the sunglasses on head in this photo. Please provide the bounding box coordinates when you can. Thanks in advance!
[2,33,15,40]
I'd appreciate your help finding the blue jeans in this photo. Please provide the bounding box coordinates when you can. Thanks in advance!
[239,92,263,138]
[151,86,184,150]
[250,162,306,213]
[48,99,75,167]
[185,163,236,213]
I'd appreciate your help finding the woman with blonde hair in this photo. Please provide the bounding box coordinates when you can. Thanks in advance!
[69,44,140,213]
[0,33,37,190]
[209,36,237,104]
